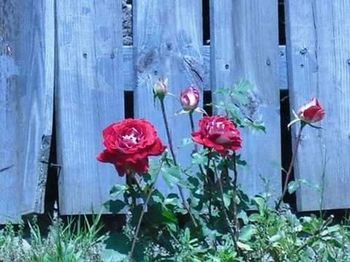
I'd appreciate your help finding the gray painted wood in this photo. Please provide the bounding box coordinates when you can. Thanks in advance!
[56,0,124,214]
[279,46,288,90]
[0,0,55,222]
[210,0,281,198]
[123,46,288,91]
[0,0,21,222]
[134,1,204,194]
[286,0,350,211]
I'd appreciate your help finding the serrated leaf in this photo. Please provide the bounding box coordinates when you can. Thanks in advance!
[109,184,127,200]
[161,207,177,223]
[237,210,249,224]
[192,152,208,165]
[239,225,256,242]
[223,193,231,208]
[237,241,252,251]
[104,200,126,213]
[253,196,266,213]
[269,232,283,243]
[161,165,191,189]
[288,180,300,194]
[248,213,261,222]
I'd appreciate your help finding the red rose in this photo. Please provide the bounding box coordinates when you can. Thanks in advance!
[298,98,325,123]
[191,116,242,155]
[180,85,200,111]
[97,119,166,176]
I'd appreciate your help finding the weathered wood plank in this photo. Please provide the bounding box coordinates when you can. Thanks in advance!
[0,0,55,222]
[286,0,350,211]
[0,0,21,222]
[123,46,288,91]
[134,1,204,194]
[56,0,124,214]
[210,0,281,198]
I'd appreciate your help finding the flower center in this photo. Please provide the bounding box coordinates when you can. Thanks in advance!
[207,120,225,134]
[121,127,140,145]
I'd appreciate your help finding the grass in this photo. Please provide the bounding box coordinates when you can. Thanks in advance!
[0,215,106,262]
[1,210,350,261]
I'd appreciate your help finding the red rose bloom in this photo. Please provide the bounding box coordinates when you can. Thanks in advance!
[191,116,242,155]
[97,119,166,176]
[297,97,325,123]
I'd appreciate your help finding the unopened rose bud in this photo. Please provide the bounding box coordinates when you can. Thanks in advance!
[180,85,200,111]
[298,97,325,123]
[153,78,168,100]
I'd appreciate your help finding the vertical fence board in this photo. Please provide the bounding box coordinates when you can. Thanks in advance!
[286,0,350,211]
[210,0,281,198]
[56,0,124,214]
[0,0,21,222]
[0,0,54,222]
[134,0,204,194]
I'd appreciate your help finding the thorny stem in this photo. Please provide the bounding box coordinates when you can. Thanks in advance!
[213,160,238,248]
[128,167,162,261]
[189,112,206,175]
[160,99,197,227]
[189,112,214,222]
[189,112,195,134]
[276,124,305,210]
[231,153,239,244]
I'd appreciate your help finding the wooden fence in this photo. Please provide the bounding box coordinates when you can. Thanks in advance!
[0,0,349,223]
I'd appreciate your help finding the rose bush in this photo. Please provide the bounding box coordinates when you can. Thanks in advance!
[192,115,242,155]
[97,118,165,175]
[298,97,325,123]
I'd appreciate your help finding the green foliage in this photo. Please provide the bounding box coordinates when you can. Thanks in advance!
[0,215,106,261]
[99,80,350,261]
[2,80,346,261]
[213,80,266,132]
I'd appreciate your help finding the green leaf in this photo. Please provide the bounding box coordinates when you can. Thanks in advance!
[239,225,256,242]
[269,232,283,243]
[237,210,249,225]
[237,241,253,251]
[101,249,128,262]
[166,223,177,233]
[192,152,208,165]
[105,232,130,253]
[161,165,190,189]
[161,207,178,223]
[104,200,126,213]
[253,196,266,213]
[109,184,127,200]
[288,180,300,194]
[223,193,231,208]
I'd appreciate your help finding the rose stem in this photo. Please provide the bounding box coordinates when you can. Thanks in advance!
[213,160,237,248]
[189,112,213,216]
[231,152,239,243]
[160,99,197,227]
[276,124,304,210]
[128,166,162,261]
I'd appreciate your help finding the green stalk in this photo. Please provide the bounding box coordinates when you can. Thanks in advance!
[128,167,162,261]
[160,99,197,227]
[276,124,305,210]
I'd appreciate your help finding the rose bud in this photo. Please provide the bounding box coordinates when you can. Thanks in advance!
[297,97,325,123]
[153,78,168,100]
[180,85,200,112]
[192,115,242,155]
